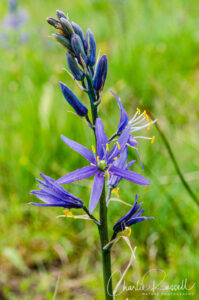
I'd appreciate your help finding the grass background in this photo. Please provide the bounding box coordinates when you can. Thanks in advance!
[0,0,199,299]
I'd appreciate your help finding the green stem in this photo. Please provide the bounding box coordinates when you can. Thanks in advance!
[86,72,113,299]
[98,185,113,300]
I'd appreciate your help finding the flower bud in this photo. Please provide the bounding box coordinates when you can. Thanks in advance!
[66,52,84,81]
[60,17,74,38]
[86,29,96,66]
[71,34,88,65]
[93,54,108,91]
[71,22,87,51]
[59,82,88,116]
[46,17,60,29]
[56,10,68,20]
[52,33,72,50]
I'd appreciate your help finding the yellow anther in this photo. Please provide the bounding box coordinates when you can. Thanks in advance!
[106,169,110,179]
[92,145,96,153]
[97,156,100,164]
[64,209,75,219]
[111,187,120,198]
[146,114,149,122]
[113,157,117,161]
[147,121,152,131]
[106,143,109,151]
[143,110,146,117]
[116,141,120,150]
[124,226,131,237]
[136,108,141,115]
[151,136,155,144]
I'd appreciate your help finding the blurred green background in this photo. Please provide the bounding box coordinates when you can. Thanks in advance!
[0,0,199,299]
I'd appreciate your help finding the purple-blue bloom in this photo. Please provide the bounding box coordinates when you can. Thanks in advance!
[107,146,136,189]
[56,118,150,213]
[30,174,83,209]
[113,194,154,233]
[109,90,157,169]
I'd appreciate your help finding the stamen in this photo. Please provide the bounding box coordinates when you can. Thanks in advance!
[124,226,131,236]
[136,108,141,115]
[131,119,157,133]
[92,145,96,153]
[113,157,117,161]
[106,143,109,151]
[151,136,155,144]
[143,110,146,117]
[105,169,110,179]
[116,141,120,150]
[64,209,75,219]
[97,156,100,164]
[111,187,120,198]
[147,121,153,130]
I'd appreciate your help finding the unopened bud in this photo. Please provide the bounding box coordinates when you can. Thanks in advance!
[56,10,68,20]
[46,17,60,29]
[59,82,88,116]
[86,29,96,66]
[71,22,87,51]
[60,17,74,38]
[52,33,72,50]
[93,54,108,91]
[66,52,84,81]
[71,34,88,65]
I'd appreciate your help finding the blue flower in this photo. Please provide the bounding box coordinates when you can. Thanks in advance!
[109,90,157,169]
[30,174,83,208]
[56,118,150,213]
[113,194,154,233]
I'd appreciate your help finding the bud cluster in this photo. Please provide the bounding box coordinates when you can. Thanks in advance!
[47,10,108,121]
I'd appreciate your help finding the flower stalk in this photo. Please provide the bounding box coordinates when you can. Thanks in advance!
[98,186,113,300]
[30,11,155,300]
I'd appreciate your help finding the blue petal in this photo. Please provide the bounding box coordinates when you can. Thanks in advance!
[108,126,131,163]
[128,136,138,147]
[109,166,151,185]
[126,216,154,226]
[108,146,128,187]
[89,172,104,213]
[61,134,96,164]
[109,90,129,133]
[125,160,136,170]
[56,165,98,184]
[30,190,66,205]
[114,194,139,227]
[95,118,108,159]
[134,148,144,170]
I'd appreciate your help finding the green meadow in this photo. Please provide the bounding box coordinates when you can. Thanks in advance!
[0,0,199,299]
